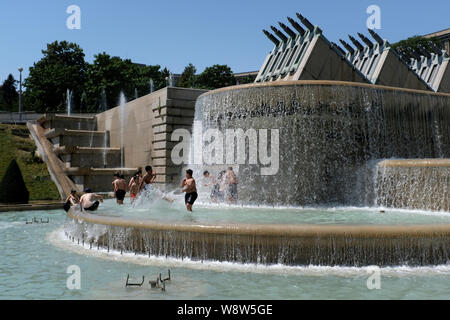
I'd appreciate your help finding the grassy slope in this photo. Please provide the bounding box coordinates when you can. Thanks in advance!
[0,124,60,201]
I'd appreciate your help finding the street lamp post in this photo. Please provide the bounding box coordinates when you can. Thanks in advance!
[18,67,23,122]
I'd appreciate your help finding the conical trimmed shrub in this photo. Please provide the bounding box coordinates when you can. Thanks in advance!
[0,159,29,204]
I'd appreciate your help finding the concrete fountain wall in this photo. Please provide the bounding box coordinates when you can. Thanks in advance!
[194,81,450,207]
[95,87,207,188]
[65,209,450,266]
[376,159,449,212]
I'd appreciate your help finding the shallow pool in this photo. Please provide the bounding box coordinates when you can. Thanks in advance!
[1,201,450,300]
[93,192,450,226]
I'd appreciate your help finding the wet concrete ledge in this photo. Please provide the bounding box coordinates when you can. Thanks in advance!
[0,202,63,213]
[67,209,450,238]
[379,159,450,167]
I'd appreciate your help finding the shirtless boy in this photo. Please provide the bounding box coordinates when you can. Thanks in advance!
[128,170,142,202]
[181,169,198,212]
[80,188,104,212]
[225,167,238,203]
[112,173,127,205]
[138,166,156,192]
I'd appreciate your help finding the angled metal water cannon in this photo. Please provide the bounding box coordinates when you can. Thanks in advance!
[348,35,364,52]
[339,39,355,55]
[428,41,445,56]
[367,29,384,46]
[406,47,422,60]
[278,22,296,39]
[262,29,280,46]
[357,32,374,49]
[287,16,305,36]
[295,13,314,32]
[417,45,432,59]
[270,26,288,43]
[396,46,413,65]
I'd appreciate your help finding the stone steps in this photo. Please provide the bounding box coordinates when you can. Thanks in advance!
[37,113,134,193]
[54,146,122,168]
[38,114,97,131]
[45,128,109,148]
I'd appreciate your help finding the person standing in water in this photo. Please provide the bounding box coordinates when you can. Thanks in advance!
[138,165,156,193]
[112,173,127,205]
[181,169,197,212]
[128,170,142,203]
[203,170,219,203]
[225,167,238,203]
[79,188,103,212]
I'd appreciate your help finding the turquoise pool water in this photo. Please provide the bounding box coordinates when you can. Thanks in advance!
[1,201,450,300]
[95,197,450,226]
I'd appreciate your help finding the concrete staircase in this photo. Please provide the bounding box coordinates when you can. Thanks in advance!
[35,114,137,195]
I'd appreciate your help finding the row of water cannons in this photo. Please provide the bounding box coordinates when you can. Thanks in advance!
[262,12,447,82]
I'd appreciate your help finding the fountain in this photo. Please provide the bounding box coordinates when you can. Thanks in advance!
[150,78,155,93]
[63,13,450,268]
[66,89,73,116]
[119,91,127,168]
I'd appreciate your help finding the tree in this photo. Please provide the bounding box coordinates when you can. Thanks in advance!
[196,64,235,90]
[178,63,197,88]
[0,74,18,111]
[24,41,88,113]
[84,53,170,111]
[0,159,29,204]
[236,74,256,85]
[392,35,441,52]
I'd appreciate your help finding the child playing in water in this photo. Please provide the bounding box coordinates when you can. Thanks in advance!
[181,169,197,212]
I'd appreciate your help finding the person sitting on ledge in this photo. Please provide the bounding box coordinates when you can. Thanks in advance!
[112,173,127,205]
[63,189,80,212]
[181,169,198,212]
[80,188,103,212]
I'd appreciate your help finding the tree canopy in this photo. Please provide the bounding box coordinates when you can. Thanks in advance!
[392,35,441,52]
[21,41,171,113]
[24,41,88,113]
[178,63,197,88]
[196,64,235,90]
[4,41,242,113]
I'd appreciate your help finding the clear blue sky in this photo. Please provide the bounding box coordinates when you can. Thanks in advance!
[0,0,449,82]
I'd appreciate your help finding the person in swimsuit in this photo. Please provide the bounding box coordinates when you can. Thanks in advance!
[181,169,198,212]
[225,167,238,203]
[203,170,219,202]
[217,171,226,202]
[63,189,79,212]
[128,171,142,203]
[112,173,127,205]
[79,188,103,212]
[138,166,156,193]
